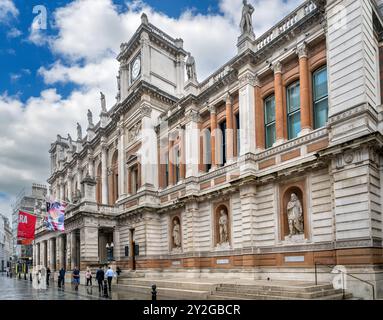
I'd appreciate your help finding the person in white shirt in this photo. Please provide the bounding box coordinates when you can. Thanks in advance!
[105,266,115,291]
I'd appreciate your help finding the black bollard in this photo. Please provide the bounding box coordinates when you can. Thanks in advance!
[151,284,157,301]
[30,273,32,282]
[103,279,109,298]
[24,273,27,281]
[10,272,12,278]
[18,273,21,280]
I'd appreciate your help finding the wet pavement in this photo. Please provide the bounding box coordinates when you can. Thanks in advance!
[0,273,150,300]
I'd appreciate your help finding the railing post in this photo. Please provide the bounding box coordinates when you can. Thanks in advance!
[314,263,317,285]
[152,284,157,301]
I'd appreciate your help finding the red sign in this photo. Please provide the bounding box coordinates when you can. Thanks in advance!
[17,211,37,240]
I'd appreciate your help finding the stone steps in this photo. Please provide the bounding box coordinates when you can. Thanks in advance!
[117,283,210,300]
[118,278,216,291]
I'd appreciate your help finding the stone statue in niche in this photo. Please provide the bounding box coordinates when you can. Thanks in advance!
[186,52,197,81]
[100,92,107,112]
[218,209,229,244]
[240,0,255,36]
[287,193,304,236]
[172,219,181,248]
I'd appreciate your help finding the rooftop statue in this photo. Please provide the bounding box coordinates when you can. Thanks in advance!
[76,122,82,141]
[100,92,107,112]
[186,52,197,81]
[240,0,255,36]
[87,109,94,128]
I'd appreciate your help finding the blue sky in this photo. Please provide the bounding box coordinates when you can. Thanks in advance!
[0,0,303,220]
[0,0,221,103]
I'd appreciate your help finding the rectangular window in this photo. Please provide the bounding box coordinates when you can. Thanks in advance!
[204,128,211,172]
[219,121,227,165]
[175,148,180,183]
[235,113,240,156]
[287,81,301,139]
[313,66,328,129]
[264,95,276,148]
[165,154,169,187]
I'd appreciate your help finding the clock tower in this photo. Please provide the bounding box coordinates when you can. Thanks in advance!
[117,13,187,102]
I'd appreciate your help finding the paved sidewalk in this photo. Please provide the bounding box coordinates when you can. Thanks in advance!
[0,273,150,300]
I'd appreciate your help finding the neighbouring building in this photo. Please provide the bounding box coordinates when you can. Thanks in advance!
[35,0,383,298]
[12,184,47,264]
[0,214,12,272]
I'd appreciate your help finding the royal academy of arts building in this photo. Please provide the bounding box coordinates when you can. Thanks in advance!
[34,0,383,298]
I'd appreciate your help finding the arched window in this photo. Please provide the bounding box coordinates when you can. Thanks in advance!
[312,66,328,129]
[203,128,211,172]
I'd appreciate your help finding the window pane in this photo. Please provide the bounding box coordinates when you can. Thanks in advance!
[287,82,300,113]
[265,96,275,124]
[314,98,328,129]
[314,67,328,100]
[288,112,301,139]
[265,123,276,148]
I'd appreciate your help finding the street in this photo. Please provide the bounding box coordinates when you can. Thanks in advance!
[0,273,150,300]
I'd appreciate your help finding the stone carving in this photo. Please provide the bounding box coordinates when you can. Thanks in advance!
[186,52,197,81]
[218,208,229,244]
[296,42,308,58]
[87,109,94,128]
[116,75,121,100]
[100,92,107,112]
[76,123,82,141]
[240,0,255,36]
[287,193,304,236]
[72,189,82,204]
[128,122,141,141]
[172,219,181,248]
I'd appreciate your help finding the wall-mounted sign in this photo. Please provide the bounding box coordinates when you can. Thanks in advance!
[284,256,305,262]
[216,258,229,265]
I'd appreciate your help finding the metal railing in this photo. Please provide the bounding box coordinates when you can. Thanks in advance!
[314,262,375,300]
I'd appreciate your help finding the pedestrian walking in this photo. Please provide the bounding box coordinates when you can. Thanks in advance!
[95,265,105,294]
[58,267,66,288]
[105,266,115,291]
[85,267,92,286]
[72,266,80,291]
[46,267,51,286]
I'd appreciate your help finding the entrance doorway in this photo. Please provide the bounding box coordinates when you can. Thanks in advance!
[130,228,136,270]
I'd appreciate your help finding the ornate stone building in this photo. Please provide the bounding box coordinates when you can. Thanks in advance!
[35,0,383,298]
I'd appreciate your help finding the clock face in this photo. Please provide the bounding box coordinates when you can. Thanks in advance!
[131,57,141,81]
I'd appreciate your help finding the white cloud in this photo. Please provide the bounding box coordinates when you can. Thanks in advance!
[1,0,305,217]
[0,0,18,23]
[7,27,22,38]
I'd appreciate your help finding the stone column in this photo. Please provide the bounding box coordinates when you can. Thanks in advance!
[66,233,71,270]
[101,142,108,204]
[47,239,51,269]
[113,227,121,261]
[140,31,150,82]
[33,243,37,267]
[254,76,265,151]
[70,231,77,269]
[185,109,200,178]
[273,61,285,145]
[139,103,158,189]
[238,70,257,155]
[40,241,46,267]
[56,236,61,270]
[49,238,55,271]
[209,105,217,168]
[179,129,186,180]
[117,122,126,200]
[88,153,94,178]
[67,172,72,203]
[297,42,311,135]
[120,64,129,101]
[225,93,234,162]
[185,201,198,252]
[80,225,99,266]
[59,178,65,201]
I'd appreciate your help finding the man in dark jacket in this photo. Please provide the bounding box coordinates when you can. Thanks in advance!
[96,266,105,293]
[58,268,65,288]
